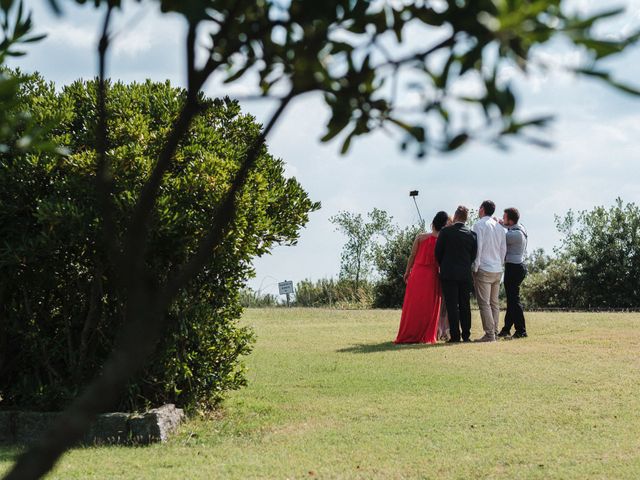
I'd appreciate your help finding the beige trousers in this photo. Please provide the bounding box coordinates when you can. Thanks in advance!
[474,269,502,339]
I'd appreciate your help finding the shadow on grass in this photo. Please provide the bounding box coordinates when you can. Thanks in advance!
[337,341,449,354]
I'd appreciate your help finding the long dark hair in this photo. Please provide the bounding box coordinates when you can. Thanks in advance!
[432,211,449,232]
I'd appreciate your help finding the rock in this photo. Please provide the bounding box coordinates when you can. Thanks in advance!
[0,405,184,445]
[14,412,63,443]
[84,412,130,445]
[129,404,184,444]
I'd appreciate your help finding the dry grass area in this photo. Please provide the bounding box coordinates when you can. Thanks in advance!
[2,309,639,479]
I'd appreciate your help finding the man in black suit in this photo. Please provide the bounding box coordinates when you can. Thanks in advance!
[435,206,478,343]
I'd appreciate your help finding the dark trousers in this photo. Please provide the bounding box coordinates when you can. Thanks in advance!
[501,263,527,335]
[441,279,472,341]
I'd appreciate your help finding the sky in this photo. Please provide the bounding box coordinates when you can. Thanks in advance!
[10,0,640,296]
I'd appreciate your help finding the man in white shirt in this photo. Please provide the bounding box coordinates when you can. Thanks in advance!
[472,200,507,342]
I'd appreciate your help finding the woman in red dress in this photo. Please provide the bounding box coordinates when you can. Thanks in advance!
[395,211,450,344]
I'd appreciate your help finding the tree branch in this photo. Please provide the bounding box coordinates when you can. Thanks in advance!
[123,91,202,281]
[3,296,162,480]
[162,92,295,301]
[377,34,456,70]
[186,21,197,93]
[95,4,117,262]
[123,3,241,278]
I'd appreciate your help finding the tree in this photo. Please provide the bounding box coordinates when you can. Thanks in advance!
[520,255,580,309]
[526,248,553,275]
[556,198,640,308]
[330,208,394,289]
[6,0,640,477]
[0,73,318,412]
[373,224,423,308]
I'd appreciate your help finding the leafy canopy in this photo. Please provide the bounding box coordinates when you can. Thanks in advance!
[330,208,394,287]
[47,0,640,156]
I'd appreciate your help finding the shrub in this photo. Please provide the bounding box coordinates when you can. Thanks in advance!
[521,256,581,309]
[239,289,279,308]
[294,278,374,308]
[0,73,318,412]
[556,199,640,308]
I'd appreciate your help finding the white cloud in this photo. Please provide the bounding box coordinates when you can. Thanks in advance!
[111,21,155,57]
[44,22,97,50]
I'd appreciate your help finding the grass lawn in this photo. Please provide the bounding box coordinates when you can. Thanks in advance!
[2,309,640,479]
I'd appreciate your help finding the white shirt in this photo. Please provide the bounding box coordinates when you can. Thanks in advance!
[472,216,507,273]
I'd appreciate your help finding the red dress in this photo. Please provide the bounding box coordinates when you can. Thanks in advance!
[395,235,441,344]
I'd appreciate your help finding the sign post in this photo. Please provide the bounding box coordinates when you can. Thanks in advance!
[278,280,294,307]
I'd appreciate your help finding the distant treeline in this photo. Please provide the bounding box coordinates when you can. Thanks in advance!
[242,199,640,310]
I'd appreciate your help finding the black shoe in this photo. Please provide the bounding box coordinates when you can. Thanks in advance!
[462,338,472,343]
[512,332,528,339]
[446,339,461,344]
[497,330,511,338]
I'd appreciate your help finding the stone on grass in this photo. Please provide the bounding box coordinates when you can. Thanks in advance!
[129,404,185,445]
[0,404,184,445]
[14,412,61,443]
[84,412,130,445]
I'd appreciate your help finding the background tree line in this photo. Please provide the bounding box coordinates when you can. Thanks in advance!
[246,199,640,310]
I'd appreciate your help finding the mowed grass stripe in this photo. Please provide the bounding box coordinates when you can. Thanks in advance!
[1,309,639,479]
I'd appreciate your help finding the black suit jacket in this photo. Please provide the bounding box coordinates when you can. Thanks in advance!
[435,223,478,282]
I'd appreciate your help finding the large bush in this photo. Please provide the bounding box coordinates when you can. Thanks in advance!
[0,73,318,412]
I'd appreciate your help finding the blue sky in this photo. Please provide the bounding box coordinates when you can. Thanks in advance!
[11,1,640,296]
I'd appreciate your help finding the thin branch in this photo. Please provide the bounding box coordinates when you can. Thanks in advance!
[5,5,293,479]
[223,93,293,102]
[123,72,202,282]
[376,34,456,70]
[186,22,197,92]
[197,2,242,81]
[162,92,295,301]
[95,4,117,262]
[124,3,242,274]
[110,5,149,43]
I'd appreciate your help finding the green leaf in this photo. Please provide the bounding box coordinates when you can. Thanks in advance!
[447,133,469,151]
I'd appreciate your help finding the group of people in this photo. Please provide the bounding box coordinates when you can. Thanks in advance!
[395,201,528,344]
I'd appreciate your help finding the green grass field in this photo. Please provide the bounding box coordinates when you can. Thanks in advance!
[2,309,640,479]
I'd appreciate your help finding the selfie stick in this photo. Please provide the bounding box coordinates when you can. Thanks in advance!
[409,190,423,224]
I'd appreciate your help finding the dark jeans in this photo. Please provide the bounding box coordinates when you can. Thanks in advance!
[441,279,472,341]
[501,263,527,335]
